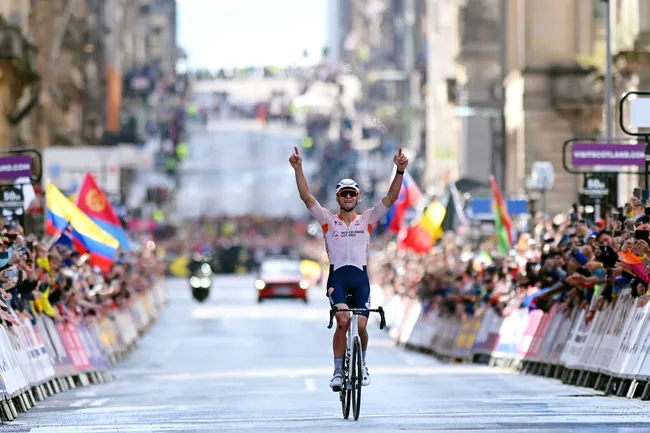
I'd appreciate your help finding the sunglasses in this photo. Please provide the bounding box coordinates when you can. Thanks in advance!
[338,190,358,198]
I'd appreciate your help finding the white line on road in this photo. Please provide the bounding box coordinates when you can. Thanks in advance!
[397,351,418,366]
[89,398,109,407]
[73,389,99,398]
[75,405,171,414]
[150,364,514,381]
[304,377,317,392]
[26,412,650,431]
[69,399,90,407]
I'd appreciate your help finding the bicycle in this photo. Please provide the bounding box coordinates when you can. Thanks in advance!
[327,304,386,420]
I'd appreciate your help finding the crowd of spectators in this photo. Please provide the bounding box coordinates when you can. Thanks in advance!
[0,222,165,330]
[162,216,326,274]
[369,196,650,322]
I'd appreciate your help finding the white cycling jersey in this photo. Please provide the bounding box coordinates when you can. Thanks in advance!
[308,199,389,271]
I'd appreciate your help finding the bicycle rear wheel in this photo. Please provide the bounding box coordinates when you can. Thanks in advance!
[351,337,363,420]
[340,351,351,419]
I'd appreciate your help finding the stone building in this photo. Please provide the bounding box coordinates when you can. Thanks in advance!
[0,0,40,149]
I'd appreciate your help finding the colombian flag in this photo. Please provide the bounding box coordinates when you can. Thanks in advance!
[489,175,513,255]
[46,182,119,271]
[382,172,422,233]
[399,201,446,253]
[52,191,77,248]
[76,173,131,251]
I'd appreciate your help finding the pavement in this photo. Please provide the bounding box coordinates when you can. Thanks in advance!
[5,276,650,432]
[192,77,301,103]
[172,118,314,219]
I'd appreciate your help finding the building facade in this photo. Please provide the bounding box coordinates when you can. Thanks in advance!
[0,0,39,149]
[1,0,178,151]
[421,0,649,214]
[423,0,461,192]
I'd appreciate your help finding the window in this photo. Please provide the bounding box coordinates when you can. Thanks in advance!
[594,0,607,24]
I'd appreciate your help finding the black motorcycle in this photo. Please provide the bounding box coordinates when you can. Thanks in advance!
[189,255,213,303]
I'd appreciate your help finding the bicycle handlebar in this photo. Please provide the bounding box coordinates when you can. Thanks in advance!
[327,306,386,330]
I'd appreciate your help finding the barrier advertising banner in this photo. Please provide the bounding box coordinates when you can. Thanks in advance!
[380,283,650,399]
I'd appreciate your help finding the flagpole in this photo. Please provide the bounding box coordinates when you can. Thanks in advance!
[47,222,70,251]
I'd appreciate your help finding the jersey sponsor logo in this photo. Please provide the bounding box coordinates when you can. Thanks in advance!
[332,230,365,239]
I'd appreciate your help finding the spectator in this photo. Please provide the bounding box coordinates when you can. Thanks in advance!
[369,196,650,324]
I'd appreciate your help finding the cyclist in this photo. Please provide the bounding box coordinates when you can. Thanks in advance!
[289,146,408,390]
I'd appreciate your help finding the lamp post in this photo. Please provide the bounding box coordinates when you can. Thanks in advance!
[604,0,613,141]
[596,0,613,221]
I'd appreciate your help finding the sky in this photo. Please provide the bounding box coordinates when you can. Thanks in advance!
[177,0,329,70]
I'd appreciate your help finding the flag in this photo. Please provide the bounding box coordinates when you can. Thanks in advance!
[399,201,446,253]
[76,173,131,251]
[53,191,78,247]
[46,182,119,271]
[381,172,422,233]
[489,175,513,255]
[54,226,74,248]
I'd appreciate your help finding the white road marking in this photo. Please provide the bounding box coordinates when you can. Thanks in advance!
[73,389,99,398]
[75,405,172,414]
[89,398,109,407]
[304,377,317,392]
[150,364,514,381]
[25,412,650,430]
[69,399,90,407]
[397,351,418,366]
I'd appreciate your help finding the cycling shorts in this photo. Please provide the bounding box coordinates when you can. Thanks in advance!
[326,265,371,317]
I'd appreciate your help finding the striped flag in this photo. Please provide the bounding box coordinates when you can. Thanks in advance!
[489,175,513,255]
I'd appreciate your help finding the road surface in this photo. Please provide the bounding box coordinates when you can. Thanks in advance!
[6,276,650,432]
[173,119,314,219]
[193,77,301,103]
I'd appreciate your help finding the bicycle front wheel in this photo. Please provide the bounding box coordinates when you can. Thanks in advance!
[351,337,363,420]
[341,351,351,419]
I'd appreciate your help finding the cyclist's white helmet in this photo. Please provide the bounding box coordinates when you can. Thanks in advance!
[336,178,360,194]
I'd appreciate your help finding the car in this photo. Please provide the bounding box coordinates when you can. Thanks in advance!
[256,257,309,303]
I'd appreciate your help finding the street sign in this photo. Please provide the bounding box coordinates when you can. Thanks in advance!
[562,137,646,174]
[0,185,26,228]
[630,97,650,128]
[530,161,555,191]
[0,155,32,181]
[0,185,24,208]
[620,91,650,137]
[571,142,645,166]
[582,176,609,197]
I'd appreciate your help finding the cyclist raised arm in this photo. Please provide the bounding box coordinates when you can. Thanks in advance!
[382,147,409,207]
[289,145,409,391]
[289,146,316,208]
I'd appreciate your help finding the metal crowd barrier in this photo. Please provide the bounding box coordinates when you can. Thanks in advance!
[0,281,167,421]
[377,285,650,400]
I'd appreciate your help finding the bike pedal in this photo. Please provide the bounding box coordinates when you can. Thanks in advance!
[331,385,342,392]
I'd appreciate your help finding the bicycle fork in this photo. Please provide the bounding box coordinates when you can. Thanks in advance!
[345,314,359,390]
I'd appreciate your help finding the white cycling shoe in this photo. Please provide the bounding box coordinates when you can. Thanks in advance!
[330,373,343,391]
[362,365,371,386]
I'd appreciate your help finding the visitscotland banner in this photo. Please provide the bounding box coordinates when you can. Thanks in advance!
[571,142,646,166]
[0,156,32,180]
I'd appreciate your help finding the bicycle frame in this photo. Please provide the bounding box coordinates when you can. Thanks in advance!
[345,312,360,390]
[327,306,386,421]
[328,305,387,391]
